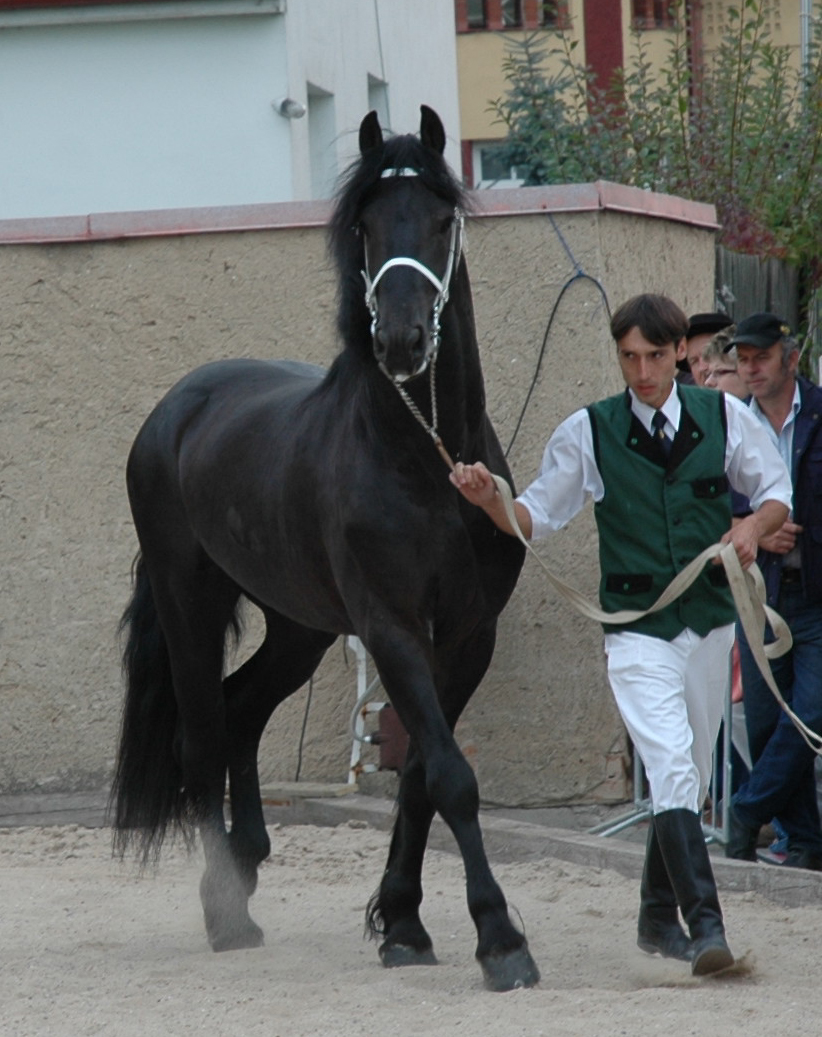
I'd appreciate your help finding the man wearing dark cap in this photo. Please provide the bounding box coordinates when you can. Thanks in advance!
[723,313,822,870]
[452,294,792,975]
[682,312,734,386]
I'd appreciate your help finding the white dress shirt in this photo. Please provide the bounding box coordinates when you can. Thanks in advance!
[517,387,793,541]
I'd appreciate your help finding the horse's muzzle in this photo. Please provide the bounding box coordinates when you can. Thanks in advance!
[373,323,432,382]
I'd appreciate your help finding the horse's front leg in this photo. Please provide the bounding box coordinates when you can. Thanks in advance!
[368,630,540,991]
[367,746,438,967]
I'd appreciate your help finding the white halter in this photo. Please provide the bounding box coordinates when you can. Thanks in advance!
[360,167,464,376]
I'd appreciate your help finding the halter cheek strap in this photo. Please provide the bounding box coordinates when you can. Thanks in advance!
[360,206,464,365]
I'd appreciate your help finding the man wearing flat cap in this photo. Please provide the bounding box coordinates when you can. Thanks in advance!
[681,312,734,386]
[724,313,822,870]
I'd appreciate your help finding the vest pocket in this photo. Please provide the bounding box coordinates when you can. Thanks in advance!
[605,573,653,595]
[707,566,729,587]
[691,474,729,498]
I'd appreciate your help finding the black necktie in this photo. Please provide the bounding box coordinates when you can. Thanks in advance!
[652,410,672,458]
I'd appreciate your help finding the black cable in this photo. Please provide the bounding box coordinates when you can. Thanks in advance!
[293,676,314,782]
[505,269,611,459]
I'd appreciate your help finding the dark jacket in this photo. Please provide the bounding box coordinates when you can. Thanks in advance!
[758,375,822,607]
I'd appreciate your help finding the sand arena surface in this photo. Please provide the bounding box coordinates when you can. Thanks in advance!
[2,820,821,1037]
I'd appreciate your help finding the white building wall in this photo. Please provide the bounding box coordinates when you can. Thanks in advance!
[0,0,460,220]
[283,0,461,198]
[0,5,290,218]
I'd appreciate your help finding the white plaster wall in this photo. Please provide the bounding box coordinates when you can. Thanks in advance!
[0,0,460,220]
[284,0,461,195]
[0,11,290,219]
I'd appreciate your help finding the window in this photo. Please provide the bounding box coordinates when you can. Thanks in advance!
[458,1,567,33]
[540,1,568,28]
[367,74,389,131]
[466,0,487,29]
[471,142,524,189]
[631,1,677,30]
[501,0,521,28]
[307,85,337,200]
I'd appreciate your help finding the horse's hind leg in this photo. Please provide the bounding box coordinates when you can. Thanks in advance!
[223,612,336,898]
[145,559,264,953]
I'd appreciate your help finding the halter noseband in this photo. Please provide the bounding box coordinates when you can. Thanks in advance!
[360,167,464,380]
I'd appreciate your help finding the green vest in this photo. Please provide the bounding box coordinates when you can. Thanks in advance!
[588,386,735,640]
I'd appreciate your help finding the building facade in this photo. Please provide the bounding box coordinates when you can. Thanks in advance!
[0,0,461,219]
[456,0,807,188]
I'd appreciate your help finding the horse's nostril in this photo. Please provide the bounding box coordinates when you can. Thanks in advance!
[374,328,389,359]
[406,325,423,354]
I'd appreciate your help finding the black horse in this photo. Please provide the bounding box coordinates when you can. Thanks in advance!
[113,106,538,992]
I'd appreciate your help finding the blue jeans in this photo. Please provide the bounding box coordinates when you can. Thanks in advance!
[733,582,822,854]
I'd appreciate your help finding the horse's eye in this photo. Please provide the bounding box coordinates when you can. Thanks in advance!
[352,223,363,237]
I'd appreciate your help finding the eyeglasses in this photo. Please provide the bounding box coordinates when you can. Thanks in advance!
[704,367,738,383]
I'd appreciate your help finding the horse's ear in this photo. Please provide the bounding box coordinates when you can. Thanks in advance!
[419,105,445,155]
[359,110,383,155]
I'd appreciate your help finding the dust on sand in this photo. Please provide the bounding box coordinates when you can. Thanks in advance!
[1,821,818,1037]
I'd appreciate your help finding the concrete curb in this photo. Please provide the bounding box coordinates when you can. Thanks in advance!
[260,793,822,910]
[2,790,820,908]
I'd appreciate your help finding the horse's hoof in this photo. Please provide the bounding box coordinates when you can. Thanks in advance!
[479,945,540,992]
[379,941,438,968]
[208,920,265,952]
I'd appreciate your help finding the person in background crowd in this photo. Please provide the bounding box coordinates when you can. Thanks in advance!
[723,313,822,871]
[702,327,748,400]
[680,312,734,387]
[699,323,752,804]
[451,294,792,975]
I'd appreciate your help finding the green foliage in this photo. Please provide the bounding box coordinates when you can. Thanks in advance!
[490,0,822,274]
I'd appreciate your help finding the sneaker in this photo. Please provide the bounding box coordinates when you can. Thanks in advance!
[781,848,822,872]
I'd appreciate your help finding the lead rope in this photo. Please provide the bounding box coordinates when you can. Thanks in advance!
[487,472,822,756]
[385,356,456,471]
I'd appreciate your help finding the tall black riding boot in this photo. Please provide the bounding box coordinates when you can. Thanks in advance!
[653,808,735,976]
[637,821,693,961]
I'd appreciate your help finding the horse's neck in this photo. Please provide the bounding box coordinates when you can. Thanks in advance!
[333,267,486,459]
[398,303,485,456]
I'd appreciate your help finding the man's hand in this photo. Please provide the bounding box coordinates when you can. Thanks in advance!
[449,461,498,507]
[758,520,803,555]
[720,500,789,569]
[449,461,533,539]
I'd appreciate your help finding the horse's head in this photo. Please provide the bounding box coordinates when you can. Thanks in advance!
[330,106,468,384]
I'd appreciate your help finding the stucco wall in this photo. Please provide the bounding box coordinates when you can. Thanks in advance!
[0,184,718,805]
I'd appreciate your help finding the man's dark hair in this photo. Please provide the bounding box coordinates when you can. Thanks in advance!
[610,294,689,347]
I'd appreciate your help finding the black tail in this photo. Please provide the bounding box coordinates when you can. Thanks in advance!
[111,554,191,864]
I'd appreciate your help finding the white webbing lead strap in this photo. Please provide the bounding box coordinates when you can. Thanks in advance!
[489,472,821,754]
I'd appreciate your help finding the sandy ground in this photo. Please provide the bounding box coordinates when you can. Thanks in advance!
[1,819,820,1037]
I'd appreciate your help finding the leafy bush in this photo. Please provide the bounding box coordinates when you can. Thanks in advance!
[491,0,822,275]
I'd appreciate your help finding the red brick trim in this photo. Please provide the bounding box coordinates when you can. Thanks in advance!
[461,140,475,188]
[0,183,718,245]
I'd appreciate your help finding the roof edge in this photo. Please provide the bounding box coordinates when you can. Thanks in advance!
[0,182,718,246]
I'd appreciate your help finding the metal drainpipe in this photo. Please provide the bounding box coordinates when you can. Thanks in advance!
[801,0,812,79]
[686,1,705,109]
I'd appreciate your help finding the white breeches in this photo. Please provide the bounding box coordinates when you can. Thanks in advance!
[604,624,735,814]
